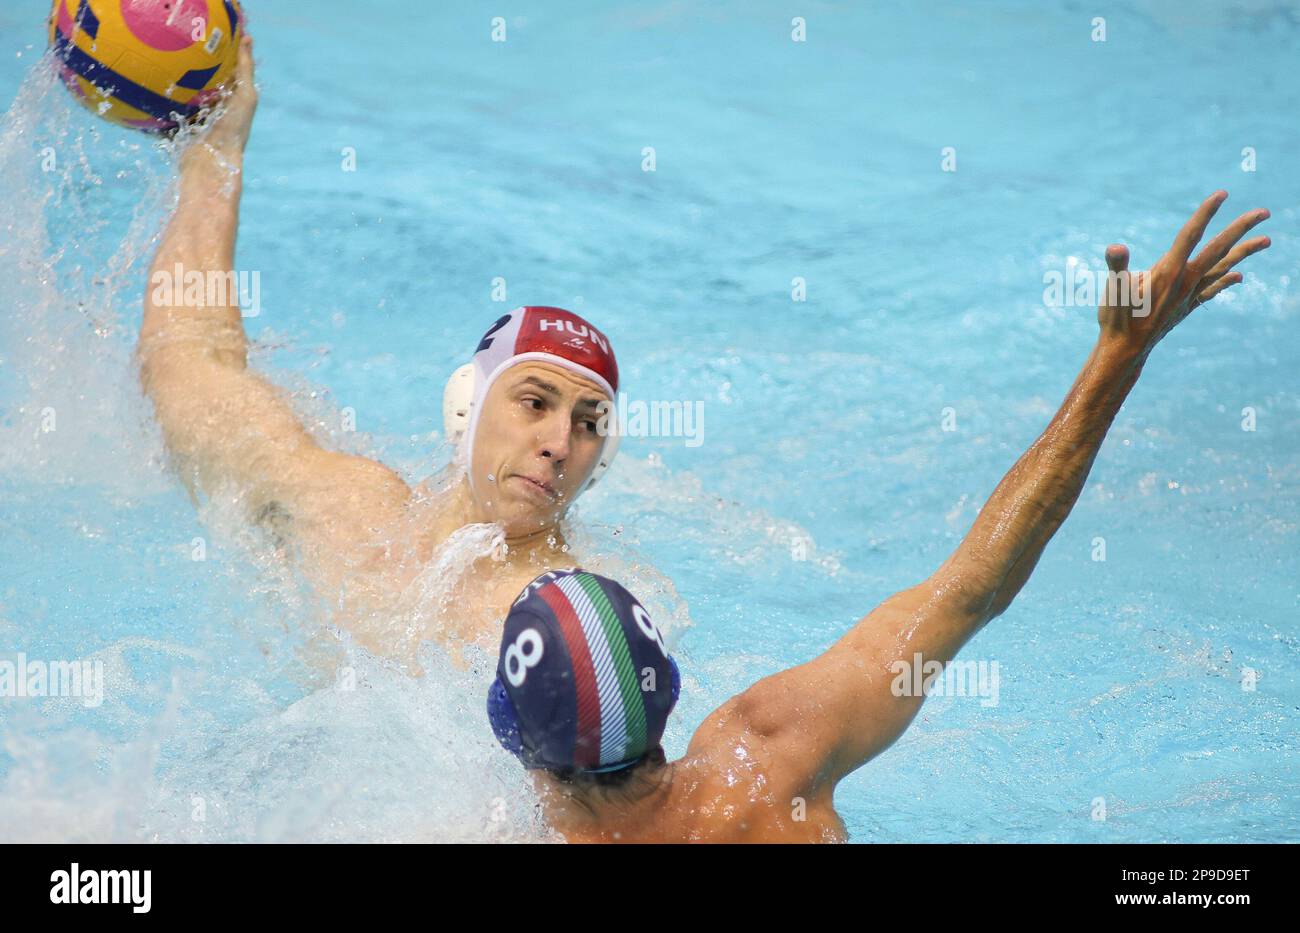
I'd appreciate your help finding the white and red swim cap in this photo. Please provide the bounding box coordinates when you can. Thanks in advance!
[444,306,621,492]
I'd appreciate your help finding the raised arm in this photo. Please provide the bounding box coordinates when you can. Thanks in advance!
[694,192,1271,798]
[137,35,408,553]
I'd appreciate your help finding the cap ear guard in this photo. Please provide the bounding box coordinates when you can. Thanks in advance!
[442,362,620,489]
[588,419,620,490]
[442,362,476,446]
[487,676,524,757]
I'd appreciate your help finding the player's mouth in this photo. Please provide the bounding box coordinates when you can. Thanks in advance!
[511,474,558,501]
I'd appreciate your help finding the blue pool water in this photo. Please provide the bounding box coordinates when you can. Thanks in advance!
[0,0,1296,842]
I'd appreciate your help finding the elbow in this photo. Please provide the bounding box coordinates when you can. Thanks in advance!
[135,345,187,408]
[984,589,1018,621]
[928,566,1001,625]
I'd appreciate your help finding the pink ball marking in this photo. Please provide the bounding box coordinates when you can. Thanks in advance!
[55,0,75,38]
[188,85,223,106]
[120,0,212,52]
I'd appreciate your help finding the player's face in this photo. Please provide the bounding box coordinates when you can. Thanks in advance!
[469,362,608,535]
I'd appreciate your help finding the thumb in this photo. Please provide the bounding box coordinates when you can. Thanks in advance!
[236,35,254,80]
[1102,243,1133,310]
[1105,243,1129,273]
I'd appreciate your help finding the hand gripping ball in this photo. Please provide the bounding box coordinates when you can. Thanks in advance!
[49,0,244,133]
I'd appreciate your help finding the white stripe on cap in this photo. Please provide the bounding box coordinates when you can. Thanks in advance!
[556,573,629,766]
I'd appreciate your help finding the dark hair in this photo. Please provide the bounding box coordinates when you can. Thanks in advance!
[549,746,668,789]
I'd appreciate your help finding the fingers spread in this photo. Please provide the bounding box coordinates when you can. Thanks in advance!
[1191,210,1270,277]
[1192,271,1243,309]
[1170,190,1228,267]
[1199,235,1271,285]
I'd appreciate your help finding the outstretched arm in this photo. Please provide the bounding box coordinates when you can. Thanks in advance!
[693,191,1271,796]
[934,192,1270,622]
[138,35,408,548]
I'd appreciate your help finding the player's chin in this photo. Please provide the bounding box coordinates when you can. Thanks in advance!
[498,496,566,538]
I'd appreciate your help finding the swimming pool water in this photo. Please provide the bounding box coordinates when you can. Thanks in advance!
[0,0,1296,842]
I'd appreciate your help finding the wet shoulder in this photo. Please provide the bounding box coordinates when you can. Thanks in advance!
[662,746,847,843]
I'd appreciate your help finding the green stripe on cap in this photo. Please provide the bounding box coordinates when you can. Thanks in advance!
[576,572,648,759]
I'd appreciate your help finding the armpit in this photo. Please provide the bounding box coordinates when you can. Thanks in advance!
[253,499,293,550]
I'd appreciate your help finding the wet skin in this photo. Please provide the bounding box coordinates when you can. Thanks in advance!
[139,41,1271,841]
[532,192,1271,842]
[138,39,613,663]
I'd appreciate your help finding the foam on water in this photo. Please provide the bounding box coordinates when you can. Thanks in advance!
[0,57,697,843]
[2,0,1297,843]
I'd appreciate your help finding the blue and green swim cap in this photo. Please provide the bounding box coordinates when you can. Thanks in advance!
[487,569,680,774]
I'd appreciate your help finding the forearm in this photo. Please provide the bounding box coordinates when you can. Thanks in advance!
[139,142,249,373]
[936,336,1145,623]
[789,193,1269,789]
[792,338,1146,782]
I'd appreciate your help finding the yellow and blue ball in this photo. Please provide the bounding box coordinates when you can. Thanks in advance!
[49,0,244,133]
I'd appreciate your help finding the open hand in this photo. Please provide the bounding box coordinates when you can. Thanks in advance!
[1098,191,1270,359]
